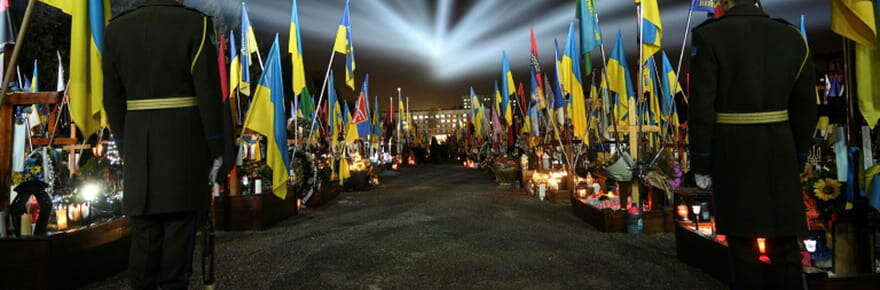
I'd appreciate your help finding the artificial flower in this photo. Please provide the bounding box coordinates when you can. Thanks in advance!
[813,178,841,201]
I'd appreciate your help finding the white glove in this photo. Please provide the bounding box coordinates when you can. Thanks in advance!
[209,157,223,184]
[695,174,713,190]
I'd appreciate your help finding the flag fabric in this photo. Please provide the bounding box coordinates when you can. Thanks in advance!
[493,81,502,120]
[831,0,877,49]
[640,0,663,62]
[577,0,602,70]
[660,51,681,125]
[501,51,515,125]
[643,56,661,126]
[372,96,382,140]
[217,34,229,102]
[552,39,566,126]
[30,60,38,93]
[0,0,13,45]
[691,0,717,13]
[243,36,290,199]
[240,3,257,96]
[333,0,356,89]
[229,32,241,97]
[327,70,339,144]
[529,28,546,110]
[562,22,587,143]
[56,51,65,91]
[855,3,879,128]
[354,75,372,138]
[470,87,485,137]
[299,86,316,120]
[41,0,110,137]
[344,100,359,142]
[608,31,635,123]
[289,0,307,96]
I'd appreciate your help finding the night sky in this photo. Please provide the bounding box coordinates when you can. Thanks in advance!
[183,1,836,109]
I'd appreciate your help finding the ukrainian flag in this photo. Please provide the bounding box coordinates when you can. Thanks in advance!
[40,0,109,137]
[577,0,602,70]
[30,60,38,93]
[640,0,663,62]
[561,22,587,144]
[501,51,514,125]
[243,36,290,200]
[289,0,307,96]
[229,32,241,98]
[493,81,502,119]
[552,39,566,126]
[344,100,358,142]
[333,0,356,90]
[240,2,258,96]
[327,70,340,146]
[660,52,681,126]
[608,31,635,124]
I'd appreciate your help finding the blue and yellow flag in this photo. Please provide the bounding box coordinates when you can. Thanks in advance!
[30,60,38,93]
[562,22,587,143]
[643,56,661,126]
[640,0,663,62]
[327,70,339,144]
[40,0,110,137]
[501,51,515,125]
[660,51,681,126]
[240,2,258,96]
[691,0,717,13]
[243,36,290,200]
[229,32,241,98]
[552,39,566,126]
[289,0,307,96]
[608,31,635,123]
[577,0,602,70]
[333,0,356,90]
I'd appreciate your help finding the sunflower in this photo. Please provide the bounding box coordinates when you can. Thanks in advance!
[813,178,842,201]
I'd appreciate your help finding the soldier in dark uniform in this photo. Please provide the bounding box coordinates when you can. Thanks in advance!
[689,0,817,289]
[103,0,232,289]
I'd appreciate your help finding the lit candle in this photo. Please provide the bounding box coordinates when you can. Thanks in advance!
[254,179,263,194]
[56,209,68,230]
[804,239,817,253]
[677,205,689,220]
[538,184,546,201]
[20,213,33,236]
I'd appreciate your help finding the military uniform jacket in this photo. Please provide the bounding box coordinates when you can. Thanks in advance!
[103,0,227,216]
[688,5,818,237]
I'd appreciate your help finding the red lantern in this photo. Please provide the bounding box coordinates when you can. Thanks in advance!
[677,205,689,220]
[757,237,771,263]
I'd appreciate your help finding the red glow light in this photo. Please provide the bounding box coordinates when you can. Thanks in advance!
[677,205,689,218]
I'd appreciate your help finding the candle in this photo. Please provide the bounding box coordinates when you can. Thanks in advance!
[254,179,263,194]
[804,239,817,253]
[20,213,32,236]
[538,184,546,201]
[56,209,68,230]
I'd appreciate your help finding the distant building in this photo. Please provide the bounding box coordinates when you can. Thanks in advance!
[409,108,469,137]
[461,95,521,114]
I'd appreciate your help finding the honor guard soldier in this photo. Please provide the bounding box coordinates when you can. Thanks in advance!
[103,0,233,289]
[689,0,817,289]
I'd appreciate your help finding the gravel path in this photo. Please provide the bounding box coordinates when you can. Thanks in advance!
[87,164,727,290]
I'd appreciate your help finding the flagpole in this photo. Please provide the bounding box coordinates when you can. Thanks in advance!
[388,96,392,154]
[294,50,338,167]
[675,4,695,104]
[396,88,402,156]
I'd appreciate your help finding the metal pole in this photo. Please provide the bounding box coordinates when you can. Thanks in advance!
[0,0,36,106]
[675,6,695,104]
[290,50,337,167]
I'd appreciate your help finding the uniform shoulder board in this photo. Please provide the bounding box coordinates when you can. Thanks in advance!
[693,18,720,32]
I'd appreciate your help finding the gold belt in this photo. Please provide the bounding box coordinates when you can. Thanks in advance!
[127,97,198,111]
[716,110,788,124]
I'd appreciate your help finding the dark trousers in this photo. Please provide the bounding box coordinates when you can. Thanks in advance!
[727,236,806,290]
[129,211,197,290]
